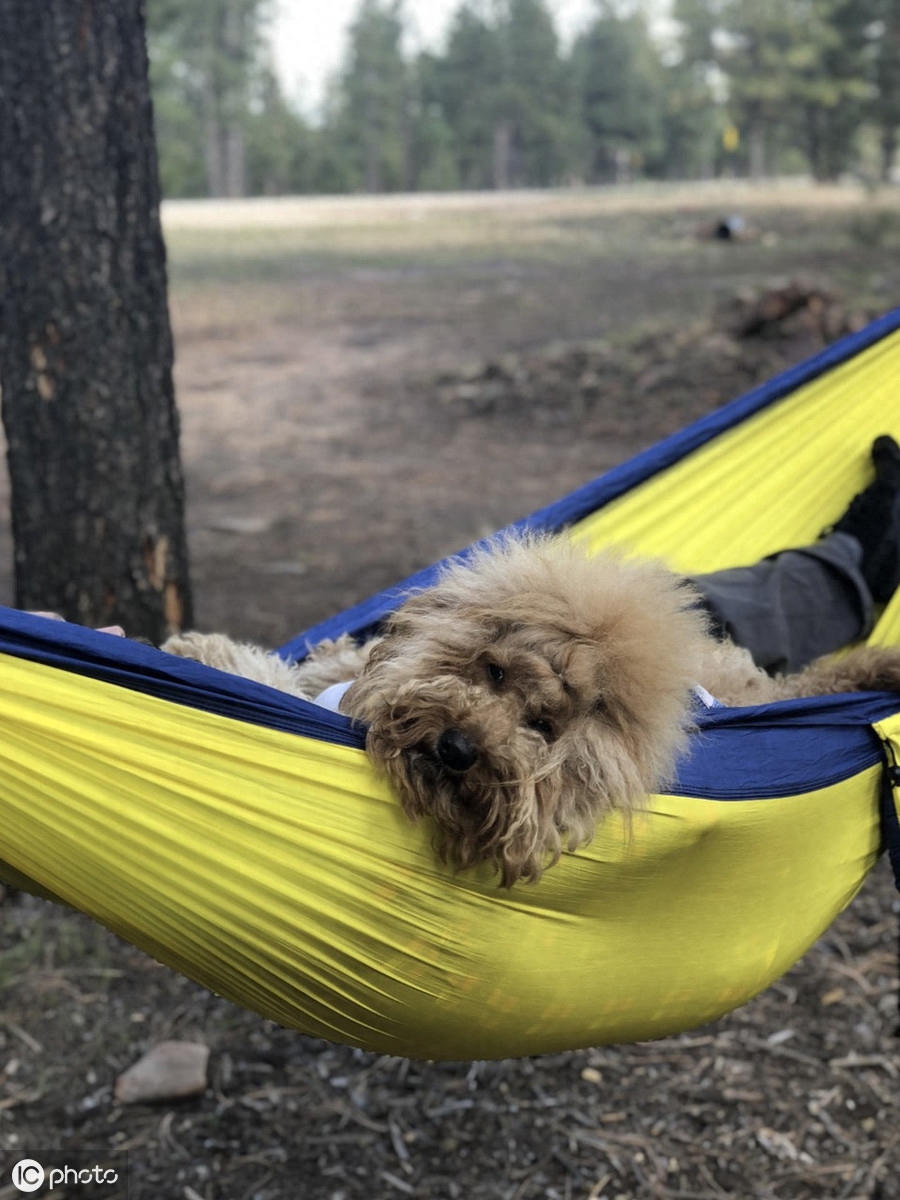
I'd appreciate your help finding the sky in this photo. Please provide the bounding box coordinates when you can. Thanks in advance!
[269,0,599,118]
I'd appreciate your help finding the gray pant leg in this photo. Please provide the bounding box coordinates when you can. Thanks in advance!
[688,532,873,674]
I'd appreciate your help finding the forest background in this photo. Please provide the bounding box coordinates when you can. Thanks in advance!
[148,0,900,202]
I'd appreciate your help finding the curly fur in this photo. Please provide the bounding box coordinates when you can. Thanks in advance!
[163,534,900,888]
[338,537,709,886]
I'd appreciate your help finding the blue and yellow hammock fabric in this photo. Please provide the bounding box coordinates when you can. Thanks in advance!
[3,310,900,1061]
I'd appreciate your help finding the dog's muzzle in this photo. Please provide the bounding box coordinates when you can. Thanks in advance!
[435,728,479,773]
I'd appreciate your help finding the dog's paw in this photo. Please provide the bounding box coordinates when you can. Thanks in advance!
[162,631,314,699]
[161,631,229,663]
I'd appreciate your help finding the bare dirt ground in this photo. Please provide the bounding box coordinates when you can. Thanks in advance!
[2,185,900,1199]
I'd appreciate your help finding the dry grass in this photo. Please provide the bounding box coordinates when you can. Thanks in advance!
[160,180,892,275]
[161,179,879,233]
[161,179,899,343]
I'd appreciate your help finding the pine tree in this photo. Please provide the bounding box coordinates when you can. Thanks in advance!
[147,0,271,197]
[869,0,900,180]
[573,4,666,182]
[674,0,871,179]
[330,0,410,192]
[430,0,574,189]
[431,3,504,188]
[0,0,193,639]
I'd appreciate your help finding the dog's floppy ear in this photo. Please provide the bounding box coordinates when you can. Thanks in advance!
[384,583,514,643]
[386,589,462,628]
[555,638,609,700]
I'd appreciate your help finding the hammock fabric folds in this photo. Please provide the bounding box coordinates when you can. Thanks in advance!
[2,310,900,1061]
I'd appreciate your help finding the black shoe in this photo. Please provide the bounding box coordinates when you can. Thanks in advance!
[832,435,900,603]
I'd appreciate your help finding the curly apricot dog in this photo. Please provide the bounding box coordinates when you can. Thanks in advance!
[164,535,900,886]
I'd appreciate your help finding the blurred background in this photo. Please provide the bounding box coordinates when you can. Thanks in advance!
[148,0,900,199]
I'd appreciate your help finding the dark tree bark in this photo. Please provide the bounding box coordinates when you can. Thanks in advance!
[0,0,193,641]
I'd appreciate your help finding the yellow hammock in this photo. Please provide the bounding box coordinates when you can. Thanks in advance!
[2,312,900,1061]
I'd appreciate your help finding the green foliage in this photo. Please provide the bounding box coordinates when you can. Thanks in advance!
[147,0,317,197]
[572,6,668,181]
[329,0,410,192]
[423,0,576,188]
[146,0,900,196]
[868,0,900,178]
[409,54,462,190]
[245,68,316,195]
[431,4,504,188]
[653,61,722,179]
[672,0,888,180]
[500,0,574,185]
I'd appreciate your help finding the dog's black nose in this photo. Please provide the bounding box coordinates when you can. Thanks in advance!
[436,728,479,773]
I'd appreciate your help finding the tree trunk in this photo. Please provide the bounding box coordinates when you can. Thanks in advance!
[221,0,247,198]
[881,124,898,183]
[747,112,766,180]
[203,98,228,197]
[224,123,247,197]
[363,69,382,193]
[0,0,193,642]
[493,120,513,190]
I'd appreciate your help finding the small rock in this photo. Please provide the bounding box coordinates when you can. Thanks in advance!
[207,515,273,535]
[114,1040,210,1104]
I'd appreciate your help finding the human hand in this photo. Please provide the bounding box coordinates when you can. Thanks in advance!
[29,611,125,637]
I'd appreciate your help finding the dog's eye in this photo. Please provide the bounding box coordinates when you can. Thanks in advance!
[529,717,555,742]
[486,662,505,685]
